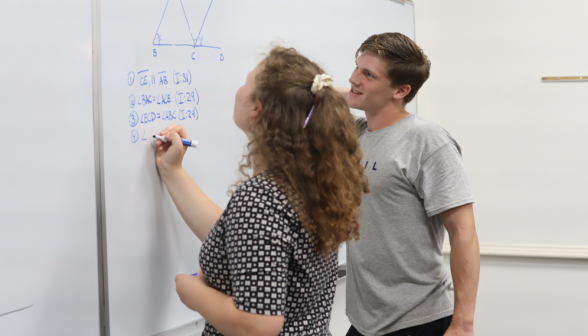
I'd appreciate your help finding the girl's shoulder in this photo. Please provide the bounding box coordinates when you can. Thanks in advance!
[229,172,298,221]
[225,172,300,247]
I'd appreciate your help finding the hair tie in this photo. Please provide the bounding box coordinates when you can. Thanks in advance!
[311,74,333,95]
[303,105,315,128]
[305,74,333,128]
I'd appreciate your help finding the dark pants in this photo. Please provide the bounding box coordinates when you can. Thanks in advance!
[346,315,453,336]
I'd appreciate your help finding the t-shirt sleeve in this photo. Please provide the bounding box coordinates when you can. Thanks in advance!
[225,187,291,316]
[355,116,368,138]
[413,143,475,217]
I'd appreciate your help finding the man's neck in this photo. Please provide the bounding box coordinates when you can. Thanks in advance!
[364,105,409,132]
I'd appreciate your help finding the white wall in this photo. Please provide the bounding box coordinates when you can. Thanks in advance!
[331,259,588,336]
[448,257,588,335]
[415,0,588,245]
[413,0,588,334]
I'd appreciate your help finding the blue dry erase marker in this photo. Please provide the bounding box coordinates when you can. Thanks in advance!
[153,135,198,148]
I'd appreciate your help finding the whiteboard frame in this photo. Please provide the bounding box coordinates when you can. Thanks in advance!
[92,0,110,335]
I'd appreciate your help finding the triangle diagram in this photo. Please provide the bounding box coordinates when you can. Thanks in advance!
[153,0,196,46]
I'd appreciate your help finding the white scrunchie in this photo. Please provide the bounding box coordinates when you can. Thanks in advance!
[311,74,333,95]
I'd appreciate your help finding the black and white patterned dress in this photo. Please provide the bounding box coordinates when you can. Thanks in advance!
[199,172,339,336]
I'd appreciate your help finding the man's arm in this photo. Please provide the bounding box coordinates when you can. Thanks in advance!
[334,87,349,97]
[439,203,480,336]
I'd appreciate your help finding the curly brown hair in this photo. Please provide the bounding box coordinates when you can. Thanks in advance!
[233,46,369,257]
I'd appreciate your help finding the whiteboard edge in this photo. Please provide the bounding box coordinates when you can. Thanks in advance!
[152,317,205,336]
[92,0,110,335]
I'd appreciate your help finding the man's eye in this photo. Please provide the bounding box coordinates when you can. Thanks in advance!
[366,72,374,78]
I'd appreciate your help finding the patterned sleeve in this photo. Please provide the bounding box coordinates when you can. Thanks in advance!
[224,181,293,315]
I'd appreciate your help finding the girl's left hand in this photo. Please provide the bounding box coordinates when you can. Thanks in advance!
[175,270,208,311]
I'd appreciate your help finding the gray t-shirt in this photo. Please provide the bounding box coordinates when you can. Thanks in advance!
[346,113,474,336]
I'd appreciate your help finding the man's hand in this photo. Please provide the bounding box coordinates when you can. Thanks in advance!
[443,323,474,336]
[334,87,350,98]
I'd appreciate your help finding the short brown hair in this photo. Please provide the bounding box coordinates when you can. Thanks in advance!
[356,33,430,104]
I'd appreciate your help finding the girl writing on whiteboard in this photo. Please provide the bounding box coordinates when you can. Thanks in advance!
[155,46,368,336]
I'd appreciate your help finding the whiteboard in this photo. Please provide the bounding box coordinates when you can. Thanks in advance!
[99,0,415,335]
[0,1,100,335]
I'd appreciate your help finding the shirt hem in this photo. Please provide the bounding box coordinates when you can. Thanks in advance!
[427,198,475,217]
[347,308,454,336]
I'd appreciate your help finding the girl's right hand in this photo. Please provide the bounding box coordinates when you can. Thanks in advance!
[155,124,189,175]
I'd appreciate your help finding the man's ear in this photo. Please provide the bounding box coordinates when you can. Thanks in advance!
[393,84,411,101]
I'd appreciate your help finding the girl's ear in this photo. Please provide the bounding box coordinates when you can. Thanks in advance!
[251,100,263,119]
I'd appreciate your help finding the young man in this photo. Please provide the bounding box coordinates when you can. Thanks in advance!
[339,33,480,336]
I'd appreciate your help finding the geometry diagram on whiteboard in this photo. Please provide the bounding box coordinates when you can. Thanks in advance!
[153,0,219,49]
